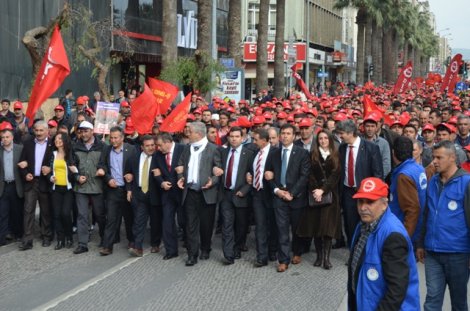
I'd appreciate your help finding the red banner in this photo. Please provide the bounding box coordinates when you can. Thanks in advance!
[148,77,179,115]
[291,65,313,100]
[393,61,413,95]
[159,93,192,133]
[26,26,70,125]
[130,83,159,135]
[440,54,463,93]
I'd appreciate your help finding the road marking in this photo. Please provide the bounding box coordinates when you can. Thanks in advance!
[32,256,143,311]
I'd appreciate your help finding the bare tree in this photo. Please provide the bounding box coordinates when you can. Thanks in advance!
[195,0,212,88]
[256,0,270,93]
[162,0,177,70]
[273,0,285,98]
[227,0,242,68]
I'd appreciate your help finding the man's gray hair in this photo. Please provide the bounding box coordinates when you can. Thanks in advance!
[189,121,207,137]
[335,119,358,136]
[457,114,470,123]
[433,140,456,156]
[34,120,48,129]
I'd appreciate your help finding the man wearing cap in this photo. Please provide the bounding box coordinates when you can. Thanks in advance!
[456,115,470,148]
[295,118,316,152]
[60,89,74,118]
[417,140,470,311]
[390,136,427,247]
[71,120,107,254]
[70,97,89,126]
[52,105,72,132]
[12,101,30,142]
[336,119,383,247]
[348,177,420,310]
[18,120,53,250]
[362,113,391,178]
[436,123,467,165]
[0,99,17,128]
[0,125,24,244]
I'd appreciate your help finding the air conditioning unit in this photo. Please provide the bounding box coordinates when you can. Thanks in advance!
[245,35,257,42]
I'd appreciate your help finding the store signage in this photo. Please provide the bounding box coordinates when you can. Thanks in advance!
[243,42,306,62]
[177,11,197,49]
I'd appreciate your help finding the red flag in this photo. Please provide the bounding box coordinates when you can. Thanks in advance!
[363,95,382,118]
[26,25,70,125]
[393,61,413,95]
[148,77,179,116]
[440,54,463,93]
[291,65,313,99]
[383,113,395,127]
[159,93,192,133]
[130,83,160,135]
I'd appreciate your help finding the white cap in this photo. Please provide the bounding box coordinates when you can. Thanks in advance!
[211,114,220,121]
[78,121,94,129]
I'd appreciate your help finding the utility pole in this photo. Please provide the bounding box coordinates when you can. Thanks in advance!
[305,0,310,89]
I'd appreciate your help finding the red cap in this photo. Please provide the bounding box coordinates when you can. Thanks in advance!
[76,96,86,105]
[0,121,13,131]
[226,107,235,113]
[422,124,435,132]
[448,116,458,125]
[252,116,266,125]
[54,105,64,111]
[352,177,389,200]
[277,111,288,119]
[187,114,195,121]
[298,118,313,128]
[262,112,273,120]
[120,101,130,108]
[305,108,318,117]
[47,120,58,128]
[333,112,348,122]
[287,115,294,123]
[351,110,362,116]
[82,95,89,101]
[193,108,202,115]
[364,112,381,123]
[233,116,252,128]
[437,123,456,134]
[293,109,304,116]
[13,101,23,110]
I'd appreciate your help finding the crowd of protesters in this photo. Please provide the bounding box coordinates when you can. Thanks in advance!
[1,80,470,310]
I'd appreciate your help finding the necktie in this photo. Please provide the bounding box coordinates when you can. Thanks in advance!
[348,145,355,187]
[166,152,171,171]
[225,149,235,189]
[255,149,263,190]
[281,148,288,187]
[193,146,200,151]
[141,156,149,193]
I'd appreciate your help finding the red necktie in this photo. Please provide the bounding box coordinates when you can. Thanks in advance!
[348,145,355,187]
[255,149,263,190]
[225,149,235,189]
[166,152,171,171]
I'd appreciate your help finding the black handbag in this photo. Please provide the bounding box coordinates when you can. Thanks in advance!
[308,162,333,208]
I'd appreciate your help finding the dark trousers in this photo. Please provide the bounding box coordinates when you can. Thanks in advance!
[0,183,22,243]
[252,190,278,262]
[184,189,216,258]
[131,190,161,250]
[273,198,304,264]
[342,186,359,247]
[75,193,105,247]
[115,194,134,244]
[161,194,179,255]
[23,179,51,242]
[220,190,250,260]
[51,186,73,241]
[103,187,130,249]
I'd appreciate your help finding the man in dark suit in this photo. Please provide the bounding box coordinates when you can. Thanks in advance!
[0,126,24,245]
[18,120,53,250]
[127,135,161,257]
[335,119,383,247]
[218,127,254,264]
[250,128,278,267]
[98,126,137,255]
[176,121,222,266]
[154,133,184,259]
[265,123,311,272]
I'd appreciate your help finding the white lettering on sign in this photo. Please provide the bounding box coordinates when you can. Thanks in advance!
[177,11,198,49]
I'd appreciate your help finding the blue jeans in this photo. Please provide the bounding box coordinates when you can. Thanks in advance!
[424,251,470,311]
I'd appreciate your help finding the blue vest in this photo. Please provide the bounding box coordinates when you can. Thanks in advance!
[352,208,420,311]
[425,172,470,253]
[389,159,427,242]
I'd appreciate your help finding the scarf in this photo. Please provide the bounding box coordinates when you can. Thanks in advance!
[319,147,330,160]
[187,137,209,185]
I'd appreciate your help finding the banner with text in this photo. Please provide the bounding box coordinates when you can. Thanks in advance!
[212,70,244,103]
[94,102,120,134]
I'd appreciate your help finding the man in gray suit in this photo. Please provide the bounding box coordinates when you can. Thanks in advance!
[219,127,254,264]
[177,122,222,266]
[0,126,24,245]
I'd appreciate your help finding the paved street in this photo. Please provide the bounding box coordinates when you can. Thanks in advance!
[0,225,466,311]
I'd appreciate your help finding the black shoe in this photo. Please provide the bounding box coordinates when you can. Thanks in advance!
[66,238,73,249]
[55,241,64,250]
[19,241,33,251]
[222,257,234,265]
[42,240,51,247]
[254,260,268,267]
[163,254,178,260]
[199,250,210,260]
[269,254,277,261]
[185,257,198,266]
[234,251,241,260]
[73,246,89,254]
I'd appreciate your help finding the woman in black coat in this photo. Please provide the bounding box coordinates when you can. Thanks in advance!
[297,130,340,269]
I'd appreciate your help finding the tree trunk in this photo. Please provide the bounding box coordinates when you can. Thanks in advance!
[391,30,399,81]
[382,27,393,84]
[162,0,177,71]
[364,16,373,82]
[255,0,269,92]
[228,0,242,68]
[371,20,383,85]
[273,0,285,98]
[78,45,110,101]
[355,9,367,85]
[403,41,408,67]
[414,48,421,77]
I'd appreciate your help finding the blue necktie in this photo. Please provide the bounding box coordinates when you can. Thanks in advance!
[281,148,288,187]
